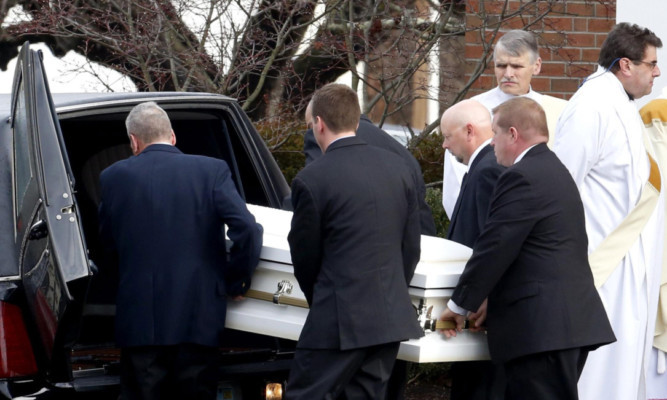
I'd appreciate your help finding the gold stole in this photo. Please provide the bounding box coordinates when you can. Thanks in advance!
[589,154,661,290]
[640,99,667,353]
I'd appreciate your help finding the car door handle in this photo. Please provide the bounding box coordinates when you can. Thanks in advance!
[29,220,48,240]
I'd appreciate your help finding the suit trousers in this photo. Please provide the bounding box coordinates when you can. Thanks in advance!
[385,359,408,400]
[120,343,219,400]
[451,360,505,400]
[286,342,401,400]
[503,347,589,400]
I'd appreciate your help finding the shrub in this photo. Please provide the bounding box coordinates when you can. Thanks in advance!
[255,117,450,239]
[425,187,449,239]
[254,115,306,186]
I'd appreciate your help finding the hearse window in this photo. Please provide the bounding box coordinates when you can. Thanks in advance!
[170,111,244,198]
[60,107,270,216]
[167,109,268,206]
[12,80,32,220]
[225,117,268,207]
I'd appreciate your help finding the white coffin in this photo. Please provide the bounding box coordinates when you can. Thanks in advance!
[225,205,490,363]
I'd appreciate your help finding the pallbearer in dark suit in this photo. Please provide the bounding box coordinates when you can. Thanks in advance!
[441,99,505,400]
[287,84,424,399]
[439,97,615,400]
[98,102,263,400]
[304,104,435,400]
[443,100,505,247]
[303,108,436,237]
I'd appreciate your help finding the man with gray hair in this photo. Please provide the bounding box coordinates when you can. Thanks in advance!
[442,30,567,220]
[98,101,263,400]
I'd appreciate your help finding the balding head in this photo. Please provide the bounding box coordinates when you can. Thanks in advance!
[441,99,493,165]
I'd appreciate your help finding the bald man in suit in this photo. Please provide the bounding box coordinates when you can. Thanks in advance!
[439,98,614,400]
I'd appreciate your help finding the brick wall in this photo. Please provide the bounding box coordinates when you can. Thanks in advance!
[464,0,617,100]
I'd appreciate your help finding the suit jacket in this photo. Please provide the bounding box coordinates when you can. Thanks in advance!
[447,145,505,247]
[98,144,263,348]
[452,143,615,363]
[304,115,436,235]
[289,136,424,350]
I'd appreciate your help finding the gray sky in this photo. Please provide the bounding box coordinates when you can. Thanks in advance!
[0,43,134,94]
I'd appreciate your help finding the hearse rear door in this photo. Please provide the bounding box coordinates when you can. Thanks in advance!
[11,42,91,381]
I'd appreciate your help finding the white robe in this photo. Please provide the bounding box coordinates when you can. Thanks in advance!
[554,67,666,400]
[441,87,567,217]
[640,95,667,400]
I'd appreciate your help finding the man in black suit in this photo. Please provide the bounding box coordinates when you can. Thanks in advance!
[287,83,424,399]
[443,99,505,247]
[98,102,263,400]
[303,103,435,400]
[441,99,505,400]
[303,104,436,236]
[439,97,615,400]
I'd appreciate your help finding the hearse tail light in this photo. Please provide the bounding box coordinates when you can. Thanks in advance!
[0,301,38,378]
[265,382,283,399]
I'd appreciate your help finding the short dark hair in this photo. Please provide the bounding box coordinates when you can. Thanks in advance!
[492,97,549,140]
[311,83,361,134]
[599,23,662,73]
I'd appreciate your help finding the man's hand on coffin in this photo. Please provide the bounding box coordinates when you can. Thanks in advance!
[437,307,466,338]
[467,298,488,332]
[231,295,245,301]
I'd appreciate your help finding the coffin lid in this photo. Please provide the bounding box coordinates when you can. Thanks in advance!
[246,204,473,290]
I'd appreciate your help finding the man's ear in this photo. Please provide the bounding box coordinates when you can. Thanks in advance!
[314,116,325,135]
[466,123,474,141]
[170,130,176,146]
[509,127,519,142]
[129,133,140,155]
[617,57,633,77]
[533,57,542,75]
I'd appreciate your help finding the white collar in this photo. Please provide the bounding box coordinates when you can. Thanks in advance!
[514,144,539,164]
[468,138,493,167]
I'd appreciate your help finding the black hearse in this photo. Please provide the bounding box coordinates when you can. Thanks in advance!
[0,43,292,399]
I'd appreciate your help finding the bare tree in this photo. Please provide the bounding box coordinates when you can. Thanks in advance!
[0,0,608,161]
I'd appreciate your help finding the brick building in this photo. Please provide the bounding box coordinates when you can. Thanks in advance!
[464,0,617,100]
[364,1,620,133]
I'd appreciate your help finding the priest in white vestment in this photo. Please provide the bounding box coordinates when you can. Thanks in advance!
[553,22,666,400]
[442,30,566,218]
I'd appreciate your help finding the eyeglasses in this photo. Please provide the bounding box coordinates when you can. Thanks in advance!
[633,59,658,70]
